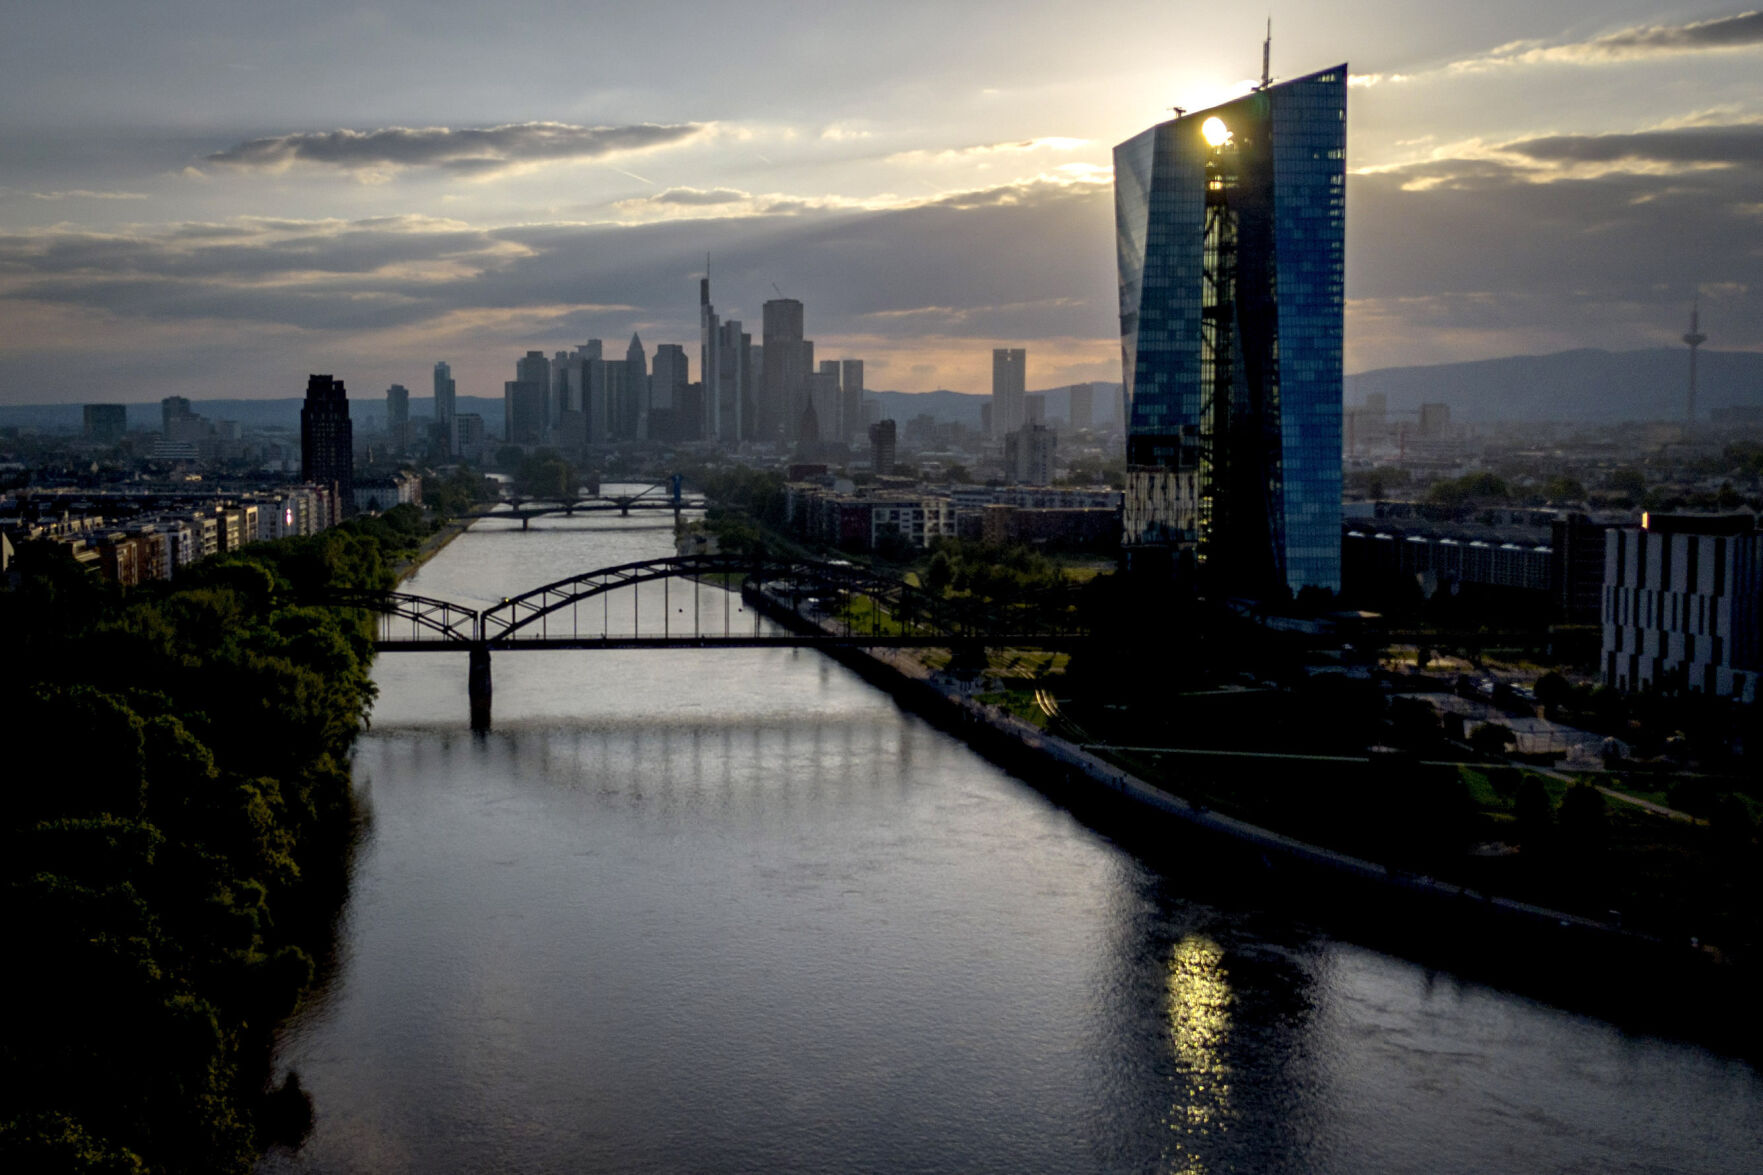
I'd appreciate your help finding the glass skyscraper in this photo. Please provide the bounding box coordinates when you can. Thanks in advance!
[1115,64,1345,596]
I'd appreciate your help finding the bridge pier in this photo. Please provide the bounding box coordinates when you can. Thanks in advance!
[469,643,493,731]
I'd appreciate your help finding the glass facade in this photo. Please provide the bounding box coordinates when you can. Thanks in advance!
[1115,65,1345,595]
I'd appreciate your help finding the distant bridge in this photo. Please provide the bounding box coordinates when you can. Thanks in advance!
[489,479,708,528]
[313,554,1086,729]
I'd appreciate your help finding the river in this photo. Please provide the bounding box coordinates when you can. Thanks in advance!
[261,503,1763,1174]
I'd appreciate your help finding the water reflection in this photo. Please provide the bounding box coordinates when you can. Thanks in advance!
[1166,935,1234,1172]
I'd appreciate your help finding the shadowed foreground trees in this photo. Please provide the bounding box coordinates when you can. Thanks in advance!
[0,525,393,1173]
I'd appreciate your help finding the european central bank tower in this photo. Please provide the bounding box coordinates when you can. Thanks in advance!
[1115,64,1345,597]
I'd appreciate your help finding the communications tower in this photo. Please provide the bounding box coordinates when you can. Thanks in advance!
[1682,300,1707,427]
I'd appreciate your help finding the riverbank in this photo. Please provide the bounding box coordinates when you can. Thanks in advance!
[393,507,487,585]
[744,584,1753,1043]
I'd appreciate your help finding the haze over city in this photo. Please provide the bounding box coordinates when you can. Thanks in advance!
[3,1,1760,405]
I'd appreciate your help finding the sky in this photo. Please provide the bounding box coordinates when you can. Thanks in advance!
[1,1,1760,405]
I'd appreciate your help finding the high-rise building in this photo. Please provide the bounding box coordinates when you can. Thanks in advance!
[840,359,865,444]
[1024,392,1046,426]
[1004,423,1057,486]
[433,361,457,434]
[301,374,354,518]
[1114,63,1346,595]
[83,404,127,444]
[517,351,552,434]
[810,360,842,442]
[161,396,192,436]
[650,343,689,442]
[385,383,410,454]
[625,333,649,440]
[1068,383,1094,430]
[869,419,897,476]
[992,349,1026,437]
[762,298,811,441]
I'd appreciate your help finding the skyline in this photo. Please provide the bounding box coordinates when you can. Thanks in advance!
[3,2,1761,404]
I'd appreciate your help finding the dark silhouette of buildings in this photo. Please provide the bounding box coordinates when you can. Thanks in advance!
[301,374,354,520]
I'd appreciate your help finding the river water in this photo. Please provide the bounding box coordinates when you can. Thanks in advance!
[262,505,1763,1174]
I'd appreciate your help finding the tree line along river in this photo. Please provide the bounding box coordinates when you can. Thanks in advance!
[260,502,1763,1174]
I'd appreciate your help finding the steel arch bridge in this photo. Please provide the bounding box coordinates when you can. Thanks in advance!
[309,554,1088,728]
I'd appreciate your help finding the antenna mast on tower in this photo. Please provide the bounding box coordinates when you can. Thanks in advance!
[1261,18,1272,89]
[1683,299,1707,427]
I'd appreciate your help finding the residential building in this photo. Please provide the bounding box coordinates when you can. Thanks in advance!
[1003,423,1056,486]
[869,419,897,475]
[433,361,457,437]
[1114,63,1347,594]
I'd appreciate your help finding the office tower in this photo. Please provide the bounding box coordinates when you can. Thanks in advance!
[1114,62,1346,594]
[386,383,410,454]
[1004,423,1057,486]
[810,360,843,442]
[452,413,485,459]
[161,395,192,435]
[83,404,127,444]
[505,377,546,444]
[762,298,811,441]
[651,343,689,442]
[840,359,864,443]
[301,374,354,515]
[869,418,897,475]
[553,350,573,421]
[1068,383,1094,430]
[992,349,1026,437]
[710,318,751,443]
[625,333,649,439]
[517,350,552,433]
[1024,392,1046,426]
[700,277,721,440]
[433,361,457,432]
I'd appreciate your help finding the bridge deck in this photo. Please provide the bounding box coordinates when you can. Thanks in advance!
[376,634,1087,652]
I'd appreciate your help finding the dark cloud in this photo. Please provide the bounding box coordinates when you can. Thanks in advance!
[1501,124,1763,166]
[1584,10,1763,57]
[204,121,704,174]
[650,187,748,205]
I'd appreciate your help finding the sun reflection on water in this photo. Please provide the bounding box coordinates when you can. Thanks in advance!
[1165,935,1233,1174]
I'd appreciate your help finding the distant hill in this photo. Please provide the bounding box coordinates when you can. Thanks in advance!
[1346,348,1763,424]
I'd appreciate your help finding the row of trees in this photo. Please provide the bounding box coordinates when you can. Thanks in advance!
[1,523,399,1172]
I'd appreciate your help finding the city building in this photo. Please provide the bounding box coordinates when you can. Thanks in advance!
[625,333,648,440]
[869,419,897,475]
[650,343,689,442]
[762,298,812,442]
[433,361,457,436]
[385,383,410,454]
[452,412,486,459]
[1602,513,1761,702]
[1068,383,1094,430]
[992,348,1026,437]
[840,359,865,445]
[83,404,127,445]
[300,374,354,520]
[1114,63,1347,595]
[1003,422,1056,486]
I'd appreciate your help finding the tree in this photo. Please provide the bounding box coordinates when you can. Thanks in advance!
[1558,782,1608,853]
[1514,779,1554,847]
[1533,671,1570,712]
[1470,721,1516,756]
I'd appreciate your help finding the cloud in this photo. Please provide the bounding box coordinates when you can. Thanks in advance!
[1452,10,1763,71]
[649,187,749,206]
[1499,124,1763,167]
[204,121,706,177]
[28,189,150,201]
[885,137,1088,166]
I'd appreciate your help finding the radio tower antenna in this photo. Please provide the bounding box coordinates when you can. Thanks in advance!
[1682,298,1707,427]
[1261,17,1272,89]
